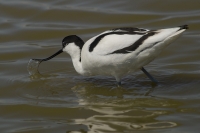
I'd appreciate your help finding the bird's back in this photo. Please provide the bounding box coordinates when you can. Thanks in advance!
[81,26,187,78]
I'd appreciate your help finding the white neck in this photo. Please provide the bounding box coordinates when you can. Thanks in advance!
[71,54,85,75]
[63,43,86,75]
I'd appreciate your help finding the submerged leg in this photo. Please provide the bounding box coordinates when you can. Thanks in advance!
[141,67,158,83]
[117,81,122,86]
[115,76,122,87]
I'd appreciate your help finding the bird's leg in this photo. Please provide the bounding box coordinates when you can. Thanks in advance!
[115,76,122,87]
[141,67,158,83]
[117,81,122,87]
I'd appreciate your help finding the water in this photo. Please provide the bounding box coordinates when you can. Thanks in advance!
[27,59,40,75]
[1,0,200,132]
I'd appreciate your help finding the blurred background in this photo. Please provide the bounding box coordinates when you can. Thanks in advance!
[0,0,200,133]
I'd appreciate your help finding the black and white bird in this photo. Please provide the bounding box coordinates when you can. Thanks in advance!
[33,25,188,85]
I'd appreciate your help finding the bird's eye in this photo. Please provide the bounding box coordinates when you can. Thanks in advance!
[62,42,68,48]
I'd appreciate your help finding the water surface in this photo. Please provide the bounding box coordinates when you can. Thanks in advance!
[0,0,200,133]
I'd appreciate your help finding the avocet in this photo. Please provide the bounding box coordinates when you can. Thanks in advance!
[33,25,188,85]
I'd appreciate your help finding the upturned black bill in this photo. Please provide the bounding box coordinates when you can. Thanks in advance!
[32,49,63,63]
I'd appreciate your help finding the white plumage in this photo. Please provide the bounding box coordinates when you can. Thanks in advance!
[33,25,188,85]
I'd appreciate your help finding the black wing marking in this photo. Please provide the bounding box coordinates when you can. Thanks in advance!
[112,27,148,32]
[89,31,147,52]
[107,32,156,54]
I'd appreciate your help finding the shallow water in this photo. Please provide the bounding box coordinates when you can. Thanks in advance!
[0,0,200,133]
[27,59,41,75]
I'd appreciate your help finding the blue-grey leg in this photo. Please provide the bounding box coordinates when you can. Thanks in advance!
[115,76,122,86]
[141,67,158,83]
[117,81,122,86]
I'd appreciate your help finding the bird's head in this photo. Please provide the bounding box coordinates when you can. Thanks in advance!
[32,35,84,63]
[62,35,84,55]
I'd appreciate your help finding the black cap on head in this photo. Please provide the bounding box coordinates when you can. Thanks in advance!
[62,35,84,50]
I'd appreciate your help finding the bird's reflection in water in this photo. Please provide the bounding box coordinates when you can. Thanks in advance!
[70,82,178,132]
